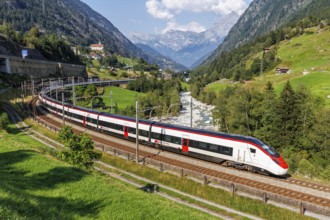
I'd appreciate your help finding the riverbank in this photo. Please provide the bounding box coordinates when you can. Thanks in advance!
[154,92,217,131]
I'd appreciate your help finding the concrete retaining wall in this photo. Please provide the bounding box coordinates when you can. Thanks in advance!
[0,55,87,78]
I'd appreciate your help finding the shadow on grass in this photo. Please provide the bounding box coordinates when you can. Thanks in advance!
[0,150,103,219]
[6,126,25,135]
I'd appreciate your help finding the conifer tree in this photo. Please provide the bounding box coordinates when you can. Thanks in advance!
[274,81,297,149]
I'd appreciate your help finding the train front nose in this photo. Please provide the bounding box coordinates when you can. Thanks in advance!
[271,156,289,176]
[278,156,288,170]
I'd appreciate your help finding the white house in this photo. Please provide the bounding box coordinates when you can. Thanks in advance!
[90,42,104,51]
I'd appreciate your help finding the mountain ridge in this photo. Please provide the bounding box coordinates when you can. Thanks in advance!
[131,12,239,68]
[0,0,184,71]
[204,0,314,65]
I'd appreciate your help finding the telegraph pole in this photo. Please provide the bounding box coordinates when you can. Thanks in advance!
[72,76,76,106]
[110,90,113,113]
[31,77,34,97]
[62,93,65,126]
[190,97,193,128]
[260,52,264,76]
[136,101,139,163]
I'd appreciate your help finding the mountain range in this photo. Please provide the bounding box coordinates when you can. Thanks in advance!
[205,0,316,65]
[197,0,330,80]
[2,0,329,74]
[0,0,185,71]
[131,12,239,69]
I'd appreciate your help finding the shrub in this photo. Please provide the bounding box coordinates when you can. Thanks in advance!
[0,112,9,130]
[58,126,101,169]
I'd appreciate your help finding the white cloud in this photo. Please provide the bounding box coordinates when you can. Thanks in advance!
[162,21,206,33]
[146,0,174,20]
[146,0,248,18]
[146,0,249,33]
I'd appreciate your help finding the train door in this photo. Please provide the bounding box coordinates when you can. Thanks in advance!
[237,145,252,163]
[237,149,245,163]
[124,124,129,138]
[245,145,253,164]
[182,135,189,153]
[248,147,260,166]
[83,116,86,126]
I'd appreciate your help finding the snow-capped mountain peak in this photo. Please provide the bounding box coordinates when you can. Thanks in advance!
[130,12,239,68]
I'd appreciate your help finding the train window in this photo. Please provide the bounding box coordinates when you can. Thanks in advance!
[139,130,149,137]
[262,144,279,158]
[163,135,172,142]
[254,139,280,158]
[199,142,208,149]
[173,137,181,145]
[221,147,233,156]
[128,127,136,134]
[75,114,83,120]
[183,139,188,146]
[99,120,105,127]
[209,144,219,152]
[250,148,256,154]
[151,132,161,140]
[189,140,195,147]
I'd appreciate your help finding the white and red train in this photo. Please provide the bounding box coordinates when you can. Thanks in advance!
[39,91,288,176]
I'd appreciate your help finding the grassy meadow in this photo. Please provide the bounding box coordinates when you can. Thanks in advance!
[0,127,219,220]
[274,71,330,105]
[223,27,330,106]
[102,86,145,110]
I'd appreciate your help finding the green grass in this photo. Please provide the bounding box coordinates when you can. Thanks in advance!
[237,27,330,106]
[181,82,190,91]
[274,71,330,105]
[0,127,219,220]
[116,55,139,67]
[277,27,330,74]
[100,154,314,220]
[205,81,235,94]
[101,86,145,110]
[88,57,146,80]
[0,103,315,220]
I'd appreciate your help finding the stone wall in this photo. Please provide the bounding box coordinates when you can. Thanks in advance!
[0,55,87,78]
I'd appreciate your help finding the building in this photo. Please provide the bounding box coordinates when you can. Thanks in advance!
[90,42,104,51]
[276,68,291,75]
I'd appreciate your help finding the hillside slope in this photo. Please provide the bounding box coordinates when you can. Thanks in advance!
[204,0,314,65]
[0,0,182,70]
[206,26,330,106]
[260,27,330,105]
[0,0,138,56]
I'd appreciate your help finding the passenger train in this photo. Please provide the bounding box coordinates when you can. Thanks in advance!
[39,91,288,176]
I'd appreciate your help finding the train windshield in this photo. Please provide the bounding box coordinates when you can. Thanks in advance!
[255,139,280,158]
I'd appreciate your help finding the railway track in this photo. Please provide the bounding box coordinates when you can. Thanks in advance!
[31,98,330,216]
[283,178,330,194]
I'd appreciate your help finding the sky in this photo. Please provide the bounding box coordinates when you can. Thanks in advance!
[80,0,252,38]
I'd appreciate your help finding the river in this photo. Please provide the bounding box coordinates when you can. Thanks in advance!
[154,92,217,131]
